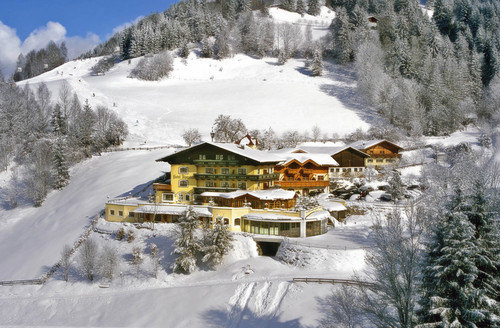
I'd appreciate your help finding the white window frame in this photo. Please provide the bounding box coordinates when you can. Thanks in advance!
[162,193,174,201]
[221,167,230,175]
[178,166,189,174]
[205,167,214,174]
[109,209,115,216]
[179,180,189,187]
[237,182,247,189]
[237,168,247,175]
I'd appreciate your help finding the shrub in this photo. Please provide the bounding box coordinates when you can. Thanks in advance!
[131,51,173,81]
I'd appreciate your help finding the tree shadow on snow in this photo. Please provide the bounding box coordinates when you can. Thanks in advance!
[295,65,313,77]
[319,62,387,126]
[200,306,310,328]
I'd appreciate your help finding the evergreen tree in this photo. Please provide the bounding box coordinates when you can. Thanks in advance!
[77,100,96,158]
[296,0,306,15]
[200,37,214,58]
[52,137,70,190]
[418,211,486,327]
[307,0,321,16]
[172,206,202,274]
[281,0,296,12]
[202,216,233,269]
[330,7,355,64]
[311,47,323,76]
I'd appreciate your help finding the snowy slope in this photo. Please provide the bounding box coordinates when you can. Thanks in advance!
[19,7,371,147]
[0,149,168,280]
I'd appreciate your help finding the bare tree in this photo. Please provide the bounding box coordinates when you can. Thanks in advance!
[360,206,424,328]
[131,246,143,278]
[78,238,99,281]
[312,125,321,142]
[61,244,72,282]
[149,243,163,278]
[100,245,119,281]
[212,114,247,143]
[182,128,202,147]
[320,285,365,328]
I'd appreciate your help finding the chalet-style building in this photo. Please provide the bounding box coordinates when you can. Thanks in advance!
[293,146,370,179]
[155,142,281,205]
[273,153,337,194]
[348,140,403,169]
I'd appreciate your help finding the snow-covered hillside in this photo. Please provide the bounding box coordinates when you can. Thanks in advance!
[18,7,372,147]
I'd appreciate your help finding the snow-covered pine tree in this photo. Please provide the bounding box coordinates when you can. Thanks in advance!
[418,211,486,328]
[172,206,202,274]
[311,47,323,76]
[200,37,214,58]
[51,104,67,136]
[296,0,306,15]
[52,137,70,190]
[76,100,96,158]
[387,169,404,203]
[202,216,233,269]
[280,0,296,12]
[307,0,320,16]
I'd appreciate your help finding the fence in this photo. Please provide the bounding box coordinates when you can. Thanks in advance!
[0,279,43,286]
[283,237,372,251]
[292,277,375,287]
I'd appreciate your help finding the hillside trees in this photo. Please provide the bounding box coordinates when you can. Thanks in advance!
[0,82,127,207]
[13,41,67,81]
[212,114,247,142]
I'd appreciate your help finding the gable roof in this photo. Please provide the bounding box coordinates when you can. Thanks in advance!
[348,139,403,151]
[277,153,339,167]
[200,189,296,200]
[297,145,370,158]
[157,141,281,164]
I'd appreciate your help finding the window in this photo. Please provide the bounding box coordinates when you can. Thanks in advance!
[317,175,324,180]
[221,168,230,175]
[336,168,341,172]
[376,159,383,163]
[367,159,373,163]
[237,168,247,175]
[380,150,385,154]
[178,166,189,174]
[109,209,115,216]
[162,193,173,201]
[177,194,184,201]
[221,181,230,188]
[179,180,188,187]
[237,182,247,189]
[216,154,223,160]
[118,211,123,217]
[234,218,241,226]
[198,154,206,160]
[205,181,216,187]
[228,155,235,160]
[205,167,214,174]
[128,212,134,218]
[224,218,230,225]
[185,194,191,202]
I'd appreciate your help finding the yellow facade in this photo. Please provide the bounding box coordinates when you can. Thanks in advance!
[105,202,141,222]
[162,163,276,205]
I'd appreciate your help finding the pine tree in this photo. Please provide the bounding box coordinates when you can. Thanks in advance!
[200,37,214,58]
[296,0,306,15]
[51,104,67,136]
[172,206,202,274]
[280,0,296,12]
[311,47,323,76]
[307,0,321,16]
[202,216,233,269]
[418,211,485,327]
[52,137,70,190]
[77,100,96,158]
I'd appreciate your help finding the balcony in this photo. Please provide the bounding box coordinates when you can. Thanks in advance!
[275,180,330,188]
[193,159,239,166]
[194,186,238,193]
[153,183,172,191]
[194,173,280,181]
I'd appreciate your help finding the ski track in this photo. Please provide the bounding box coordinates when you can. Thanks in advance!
[225,280,291,327]
[226,282,256,328]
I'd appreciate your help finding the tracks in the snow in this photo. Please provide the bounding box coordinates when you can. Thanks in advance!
[225,281,290,328]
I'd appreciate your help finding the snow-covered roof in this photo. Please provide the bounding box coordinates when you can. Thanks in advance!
[348,139,403,151]
[318,200,347,212]
[106,197,150,206]
[306,210,332,220]
[277,153,338,166]
[133,205,212,217]
[242,212,300,221]
[201,189,296,200]
[158,142,282,164]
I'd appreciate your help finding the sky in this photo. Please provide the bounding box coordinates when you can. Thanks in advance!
[0,0,178,76]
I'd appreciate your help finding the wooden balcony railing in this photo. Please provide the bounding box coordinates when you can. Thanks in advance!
[153,183,172,191]
[275,180,330,188]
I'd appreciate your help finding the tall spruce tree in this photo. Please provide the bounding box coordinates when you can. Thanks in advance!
[52,137,70,190]
[172,206,202,274]
[201,216,233,269]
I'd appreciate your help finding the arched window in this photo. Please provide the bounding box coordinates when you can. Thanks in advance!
[234,218,241,226]
[224,218,230,225]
